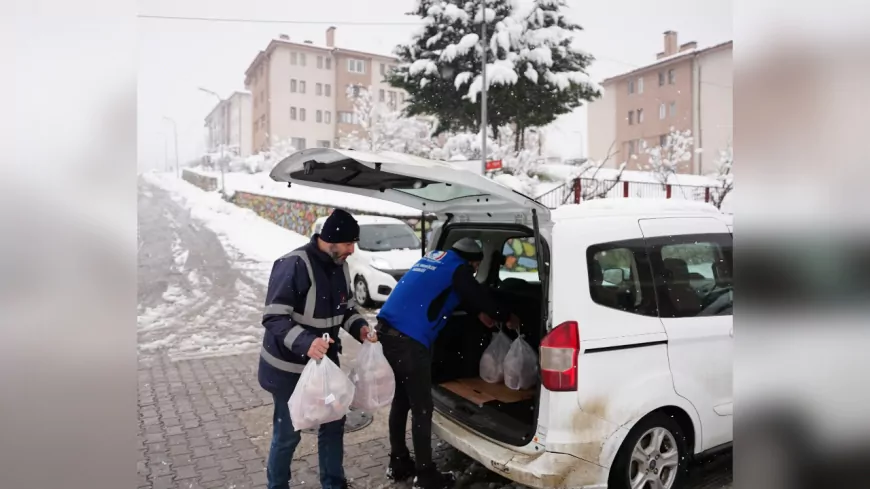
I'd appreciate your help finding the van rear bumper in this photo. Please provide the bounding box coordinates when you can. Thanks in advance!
[432,411,609,489]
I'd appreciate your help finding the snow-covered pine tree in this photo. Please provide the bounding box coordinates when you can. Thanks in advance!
[509,0,599,149]
[388,0,517,136]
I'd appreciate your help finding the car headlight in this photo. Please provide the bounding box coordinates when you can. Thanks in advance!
[369,257,391,271]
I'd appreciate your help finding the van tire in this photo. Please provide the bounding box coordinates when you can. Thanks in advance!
[609,412,690,489]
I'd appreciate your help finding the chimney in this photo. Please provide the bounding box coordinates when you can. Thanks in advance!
[326,26,336,48]
[679,41,697,52]
[278,34,290,40]
[658,30,678,58]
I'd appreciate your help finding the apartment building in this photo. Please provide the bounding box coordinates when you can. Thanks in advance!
[204,90,253,157]
[587,31,732,174]
[243,27,407,153]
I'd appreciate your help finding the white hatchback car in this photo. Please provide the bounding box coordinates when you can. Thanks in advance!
[313,214,422,306]
[272,148,733,489]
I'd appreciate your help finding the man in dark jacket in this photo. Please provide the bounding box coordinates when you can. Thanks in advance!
[376,238,519,489]
[258,209,376,489]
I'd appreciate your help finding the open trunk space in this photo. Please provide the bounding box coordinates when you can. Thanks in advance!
[431,277,545,447]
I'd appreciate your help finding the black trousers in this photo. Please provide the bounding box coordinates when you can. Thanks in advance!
[379,327,434,471]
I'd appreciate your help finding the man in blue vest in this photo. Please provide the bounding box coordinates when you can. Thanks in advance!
[258,209,376,489]
[376,238,520,489]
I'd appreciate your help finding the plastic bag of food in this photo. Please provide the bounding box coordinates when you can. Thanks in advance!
[479,330,512,383]
[350,332,396,410]
[503,335,538,390]
[288,334,355,430]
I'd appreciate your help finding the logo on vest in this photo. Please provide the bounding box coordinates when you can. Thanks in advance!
[427,250,447,261]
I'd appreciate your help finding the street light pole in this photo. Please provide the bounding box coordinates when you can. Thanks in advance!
[162,116,180,178]
[199,87,226,194]
[480,0,488,175]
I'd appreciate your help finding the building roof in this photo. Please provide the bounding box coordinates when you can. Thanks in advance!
[601,40,732,85]
[244,37,399,78]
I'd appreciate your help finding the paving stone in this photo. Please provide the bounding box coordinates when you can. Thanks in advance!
[175,464,198,480]
[220,457,244,472]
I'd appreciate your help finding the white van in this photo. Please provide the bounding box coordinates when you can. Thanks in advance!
[313,214,422,306]
[271,148,733,489]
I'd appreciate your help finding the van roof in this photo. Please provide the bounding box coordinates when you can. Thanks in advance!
[553,198,724,220]
[314,214,409,226]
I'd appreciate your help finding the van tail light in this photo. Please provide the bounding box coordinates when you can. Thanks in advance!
[540,321,579,391]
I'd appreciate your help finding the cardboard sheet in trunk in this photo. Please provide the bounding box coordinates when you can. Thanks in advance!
[440,377,535,406]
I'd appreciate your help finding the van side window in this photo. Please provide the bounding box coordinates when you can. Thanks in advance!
[586,240,658,317]
[648,233,733,318]
[499,237,539,283]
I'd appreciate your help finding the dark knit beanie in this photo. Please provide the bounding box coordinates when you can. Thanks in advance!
[320,209,360,244]
[451,237,484,262]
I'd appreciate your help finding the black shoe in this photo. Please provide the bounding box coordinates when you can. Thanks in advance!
[386,453,416,482]
[412,468,456,489]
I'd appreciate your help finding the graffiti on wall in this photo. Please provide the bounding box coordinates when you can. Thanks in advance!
[230,191,433,240]
[182,169,218,192]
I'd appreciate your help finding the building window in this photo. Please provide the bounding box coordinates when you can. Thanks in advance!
[290,107,297,120]
[338,111,356,124]
[659,103,666,120]
[637,108,644,123]
[325,84,332,97]
[290,79,297,93]
[316,110,323,123]
[400,92,405,103]
[299,53,306,66]
[348,84,361,98]
[290,52,297,65]
[317,56,323,69]
[316,83,323,96]
[668,69,675,84]
[325,111,332,124]
[291,137,306,150]
[628,79,635,94]
[659,134,667,147]
[638,76,644,94]
[379,89,385,102]
[325,57,332,70]
[658,71,665,86]
[380,63,386,75]
[669,102,676,117]
[347,58,365,74]
[317,140,331,148]
[299,81,306,94]
[299,108,306,122]
[628,110,635,125]
[586,240,658,317]
[388,91,397,109]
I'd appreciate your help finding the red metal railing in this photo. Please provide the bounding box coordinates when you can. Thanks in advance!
[534,178,714,209]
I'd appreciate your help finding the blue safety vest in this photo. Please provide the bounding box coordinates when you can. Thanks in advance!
[377,250,466,348]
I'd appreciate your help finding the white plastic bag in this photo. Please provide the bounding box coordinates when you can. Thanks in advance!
[503,335,538,390]
[288,334,356,430]
[350,333,396,410]
[480,330,512,383]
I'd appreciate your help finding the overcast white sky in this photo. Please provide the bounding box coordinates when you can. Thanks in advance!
[138,0,732,170]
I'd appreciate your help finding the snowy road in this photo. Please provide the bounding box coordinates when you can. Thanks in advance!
[138,178,271,361]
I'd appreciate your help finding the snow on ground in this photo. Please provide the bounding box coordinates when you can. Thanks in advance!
[190,169,421,217]
[143,171,310,285]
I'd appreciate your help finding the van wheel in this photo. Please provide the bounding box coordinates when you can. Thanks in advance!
[609,413,689,489]
[354,276,373,308]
